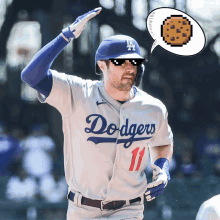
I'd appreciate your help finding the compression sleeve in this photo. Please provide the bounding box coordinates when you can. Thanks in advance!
[21,34,69,97]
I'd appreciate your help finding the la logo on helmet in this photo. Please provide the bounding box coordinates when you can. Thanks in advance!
[127,40,136,51]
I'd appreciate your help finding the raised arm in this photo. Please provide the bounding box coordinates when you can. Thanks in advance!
[21,7,102,97]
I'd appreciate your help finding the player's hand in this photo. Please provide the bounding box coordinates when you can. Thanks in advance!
[70,7,102,39]
[62,7,102,42]
[62,7,102,41]
[145,164,169,202]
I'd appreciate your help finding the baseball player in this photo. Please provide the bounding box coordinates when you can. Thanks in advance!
[196,194,220,220]
[21,7,173,220]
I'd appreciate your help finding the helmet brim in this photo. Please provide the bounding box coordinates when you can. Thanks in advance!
[114,53,144,59]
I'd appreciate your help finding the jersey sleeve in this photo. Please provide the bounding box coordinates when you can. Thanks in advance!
[148,108,173,148]
[37,69,86,116]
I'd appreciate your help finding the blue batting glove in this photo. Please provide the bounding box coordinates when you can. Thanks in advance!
[145,158,170,202]
[62,7,102,42]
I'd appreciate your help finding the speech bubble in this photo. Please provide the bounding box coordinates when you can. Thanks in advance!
[146,7,206,56]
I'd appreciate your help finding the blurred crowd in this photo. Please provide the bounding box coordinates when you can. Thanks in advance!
[143,46,220,181]
[0,85,68,220]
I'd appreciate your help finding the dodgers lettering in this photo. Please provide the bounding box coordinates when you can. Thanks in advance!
[85,114,155,148]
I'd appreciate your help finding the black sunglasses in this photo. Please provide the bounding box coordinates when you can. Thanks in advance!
[109,58,145,66]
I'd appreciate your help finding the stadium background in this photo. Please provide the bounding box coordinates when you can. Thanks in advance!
[0,0,220,219]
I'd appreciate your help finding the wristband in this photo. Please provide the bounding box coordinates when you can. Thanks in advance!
[61,26,75,42]
[154,158,170,181]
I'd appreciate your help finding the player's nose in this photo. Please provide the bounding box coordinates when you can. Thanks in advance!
[124,60,133,67]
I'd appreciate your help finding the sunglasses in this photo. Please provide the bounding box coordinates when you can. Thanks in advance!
[109,58,145,66]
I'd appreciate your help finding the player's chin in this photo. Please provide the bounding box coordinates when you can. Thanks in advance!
[119,81,133,91]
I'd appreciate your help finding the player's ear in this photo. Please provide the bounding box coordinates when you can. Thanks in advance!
[97,60,106,73]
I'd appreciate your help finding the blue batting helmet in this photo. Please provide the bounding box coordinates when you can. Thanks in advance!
[95,35,146,87]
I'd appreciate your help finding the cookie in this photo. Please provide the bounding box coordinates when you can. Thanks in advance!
[161,15,192,46]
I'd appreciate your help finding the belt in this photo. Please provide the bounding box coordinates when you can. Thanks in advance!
[68,191,141,211]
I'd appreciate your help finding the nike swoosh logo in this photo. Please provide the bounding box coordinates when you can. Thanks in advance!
[96,101,106,105]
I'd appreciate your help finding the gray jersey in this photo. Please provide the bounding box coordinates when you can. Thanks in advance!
[37,70,173,202]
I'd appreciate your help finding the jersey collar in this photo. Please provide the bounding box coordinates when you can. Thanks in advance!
[98,81,138,109]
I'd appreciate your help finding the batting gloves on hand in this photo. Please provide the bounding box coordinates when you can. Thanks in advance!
[145,158,170,202]
[62,7,102,42]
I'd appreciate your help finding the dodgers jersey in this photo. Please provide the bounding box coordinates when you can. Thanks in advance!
[37,70,173,202]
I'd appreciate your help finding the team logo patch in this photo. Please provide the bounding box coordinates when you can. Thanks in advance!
[127,40,136,51]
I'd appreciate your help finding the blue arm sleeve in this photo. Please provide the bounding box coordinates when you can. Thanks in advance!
[21,34,69,97]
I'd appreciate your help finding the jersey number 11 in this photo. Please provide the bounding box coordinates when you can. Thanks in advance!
[129,147,145,171]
